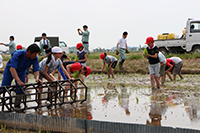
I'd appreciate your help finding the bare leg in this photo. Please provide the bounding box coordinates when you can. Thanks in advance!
[155,76,160,88]
[81,74,84,82]
[107,70,110,78]
[58,71,61,81]
[38,87,43,105]
[178,73,183,79]
[166,72,173,81]
[173,74,177,80]
[161,76,165,85]
[150,74,155,89]
[25,74,28,83]
[109,67,114,78]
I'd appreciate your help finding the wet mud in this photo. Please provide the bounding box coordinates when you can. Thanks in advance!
[1,73,200,130]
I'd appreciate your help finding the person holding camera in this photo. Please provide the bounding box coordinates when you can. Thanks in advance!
[77,25,90,54]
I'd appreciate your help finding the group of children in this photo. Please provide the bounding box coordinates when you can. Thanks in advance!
[0,32,185,109]
[0,42,91,108]
[143,37,183,89]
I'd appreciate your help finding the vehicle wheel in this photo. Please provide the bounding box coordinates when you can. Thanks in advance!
[193,46,200,53]
[159,48,168,55]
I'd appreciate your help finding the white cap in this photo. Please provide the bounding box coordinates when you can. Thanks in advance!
[0,55,3,69]
[52,46,62,53]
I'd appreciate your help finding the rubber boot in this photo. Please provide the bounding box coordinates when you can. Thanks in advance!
[119,61,122,69]
[121,59,125,69]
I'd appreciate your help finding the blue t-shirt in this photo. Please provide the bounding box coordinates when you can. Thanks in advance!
[6,50,39,75]
[77,50,87,63]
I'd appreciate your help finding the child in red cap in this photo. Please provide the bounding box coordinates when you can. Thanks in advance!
[143,37,160,89]
[165,58,175,81]
[100,53,118,78]
[75,43,87,82]
[16,44,23,50]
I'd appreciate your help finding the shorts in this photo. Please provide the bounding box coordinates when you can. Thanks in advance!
[149,62,160,77]
[108,61,118,68]
[173,61,183,75]
[58,66,69,80]
[160,63,166,76]
[80,62,86,67]
[39,71,45,80]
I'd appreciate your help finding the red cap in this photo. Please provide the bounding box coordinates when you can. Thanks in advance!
[100,53,105,59]
[85,67,91,77]
[16,45,23,50]
[145,37,154,44]
[76,43,83,49]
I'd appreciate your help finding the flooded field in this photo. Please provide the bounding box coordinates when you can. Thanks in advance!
[1,73,200,130]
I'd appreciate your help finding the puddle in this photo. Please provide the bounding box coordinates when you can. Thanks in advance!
[1,74,200,130]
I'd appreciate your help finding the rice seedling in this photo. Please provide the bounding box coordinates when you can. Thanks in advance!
[1,125,6,132]
[136,97,139,104]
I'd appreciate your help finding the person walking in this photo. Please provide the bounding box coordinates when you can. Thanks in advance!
[0,36,16,55]
[39,33,51,56]
[77,25,90,54]
[143,37,160,89]
[117,31,128,69]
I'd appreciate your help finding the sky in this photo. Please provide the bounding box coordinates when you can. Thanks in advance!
[0,0,200,51]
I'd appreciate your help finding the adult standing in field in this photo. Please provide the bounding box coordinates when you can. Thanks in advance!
[143,37,160,89]
[0,36,16,55]
[40,33,51,56]
[170,57,183,80]
[77,25,90,54]
[117,31,128,69]
[1,44,42,109]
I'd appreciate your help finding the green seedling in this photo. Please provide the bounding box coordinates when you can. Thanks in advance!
[73,70,81,78]
[143,48,148,56]
[150,96,153,100]
[105,66,109,71]
[1,125,6,131]
[136,97,139,104]
[116,50,119,55]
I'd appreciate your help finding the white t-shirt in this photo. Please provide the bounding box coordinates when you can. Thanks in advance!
[0,55,3,68]
[118,37,127,49]
[39,54,62,74]
[170,57,182,64]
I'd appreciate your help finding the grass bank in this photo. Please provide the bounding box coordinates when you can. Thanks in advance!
[1,51,200,74]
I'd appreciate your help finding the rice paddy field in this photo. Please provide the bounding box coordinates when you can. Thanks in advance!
[15,73,200,131]
[1,52,200,132]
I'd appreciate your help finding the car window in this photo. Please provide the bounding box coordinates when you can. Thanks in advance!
[59,42,66,47]
[190,22,200,33]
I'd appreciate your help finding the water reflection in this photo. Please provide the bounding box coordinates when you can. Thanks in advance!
[185,98,200,122]
[101,83,118,107]
[146,89,168,126]
[36,103,93,120]
[118,83,130,115]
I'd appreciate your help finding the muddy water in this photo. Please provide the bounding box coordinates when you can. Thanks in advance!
[2,74,200,130]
